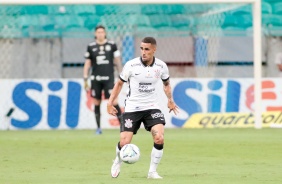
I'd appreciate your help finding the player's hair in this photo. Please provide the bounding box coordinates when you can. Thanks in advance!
[142,37,157,46]
[94,25,107,39]
[95,25,106,31]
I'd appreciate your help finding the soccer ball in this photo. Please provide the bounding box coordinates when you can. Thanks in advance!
[120,144,140,164]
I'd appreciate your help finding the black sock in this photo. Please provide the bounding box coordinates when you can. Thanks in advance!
[95,105,100,128]
[117,142,122,150]
[154,143,164,150]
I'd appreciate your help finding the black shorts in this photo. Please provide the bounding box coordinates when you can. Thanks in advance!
[120,109,166,134]
[91,79,114,99]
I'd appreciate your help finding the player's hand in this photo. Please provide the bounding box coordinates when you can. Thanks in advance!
[84,78,90,91]
[107,104,118,116]
[167,99,179,115]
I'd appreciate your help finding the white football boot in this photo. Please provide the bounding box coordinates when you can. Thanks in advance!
[111,156,122,178]
[147,172,163,179]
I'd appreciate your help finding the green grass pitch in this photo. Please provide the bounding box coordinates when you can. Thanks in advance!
[1,128,282,184]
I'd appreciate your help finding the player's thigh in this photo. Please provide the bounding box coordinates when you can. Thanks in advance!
[142,109,166,132]
[103,80,114,99]
[121,112,143,135]
[91,80,102,100]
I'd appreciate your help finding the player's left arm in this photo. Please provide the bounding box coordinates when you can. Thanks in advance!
[112,43,122,74]
[114,56,122,74]
[163,79,179,115]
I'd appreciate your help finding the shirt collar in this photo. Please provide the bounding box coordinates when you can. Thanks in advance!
[140,56,155,67]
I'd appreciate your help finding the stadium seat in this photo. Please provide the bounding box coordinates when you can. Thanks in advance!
[48,5,74,15]
[129,14,151,27]
[135,26,157,36]
[140,4,164,15]
[73,5,96,16]
[195,14,224,27]
[17,15,39,29]
[262,2,272,14]
[221,14,238,28]
[116,4,141,14]
[2,5,25,15]
[268,26,282,36]
[0,27,22,38]
[156,26,178,33]
[262,14,282,26]
[222,26,247,36]
[84,15,101,30]
[100,15,132,27]
[149,14,171,28]
[63,27,92,38]
[272,2,282,15]
[170,15,192,28]
[162,4,185,15]
[22,5,48,15]
[230,4,252,15]
[55,15,84,29]
[38,15,55,31]
[95,5,119,15]
[0,15,17,28]
[183,4,210,14]
[236,14,252,29]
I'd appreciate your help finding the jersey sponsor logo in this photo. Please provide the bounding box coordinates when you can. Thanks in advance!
[105,45,111,51]
[92,48,97,52]
[125,118,133,128]
[99,46,105,54]
[95,75,110,81]
[151,112,164,119]
[131,63,141,67]
[138,83,154,93]
[139,83,152,85]
[96,56,109,65]
[155,63,163,68]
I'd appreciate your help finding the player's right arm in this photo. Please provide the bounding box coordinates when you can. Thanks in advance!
[83,59,91,91]
[107,62,130,116]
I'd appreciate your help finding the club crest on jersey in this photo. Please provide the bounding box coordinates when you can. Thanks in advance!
[125,119,133,128]
[154,69,161,78]
[99,46,105,54]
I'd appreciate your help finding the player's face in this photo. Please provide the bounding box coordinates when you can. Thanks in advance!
[140,42,156,62]
[95,28,106,41]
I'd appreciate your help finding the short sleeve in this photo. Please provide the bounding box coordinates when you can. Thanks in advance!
[84,45,91,59]
[112,43,121,58]
[119,62,131,82]
[275,52,282,65]
[161,63,170,81]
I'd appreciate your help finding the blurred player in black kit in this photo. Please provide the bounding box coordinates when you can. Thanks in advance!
[83,25,122,134]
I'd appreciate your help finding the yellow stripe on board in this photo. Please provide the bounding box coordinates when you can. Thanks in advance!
[183,111,282,128]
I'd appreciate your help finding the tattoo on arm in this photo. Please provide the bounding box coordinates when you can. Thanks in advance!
[163,80,172,99]
[163,80,170,86]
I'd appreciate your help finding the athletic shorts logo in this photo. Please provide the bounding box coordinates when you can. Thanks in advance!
[151,112,164,119]
[125,119,133,128]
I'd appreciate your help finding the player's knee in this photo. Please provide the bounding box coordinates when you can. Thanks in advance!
[119,136,132,147]
[153,133,164,144]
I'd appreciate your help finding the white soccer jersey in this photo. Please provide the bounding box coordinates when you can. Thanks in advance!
[120,57,169,112]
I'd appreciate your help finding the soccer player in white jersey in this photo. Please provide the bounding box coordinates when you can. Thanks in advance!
[275,52,282,77]
[107,37,179,179]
